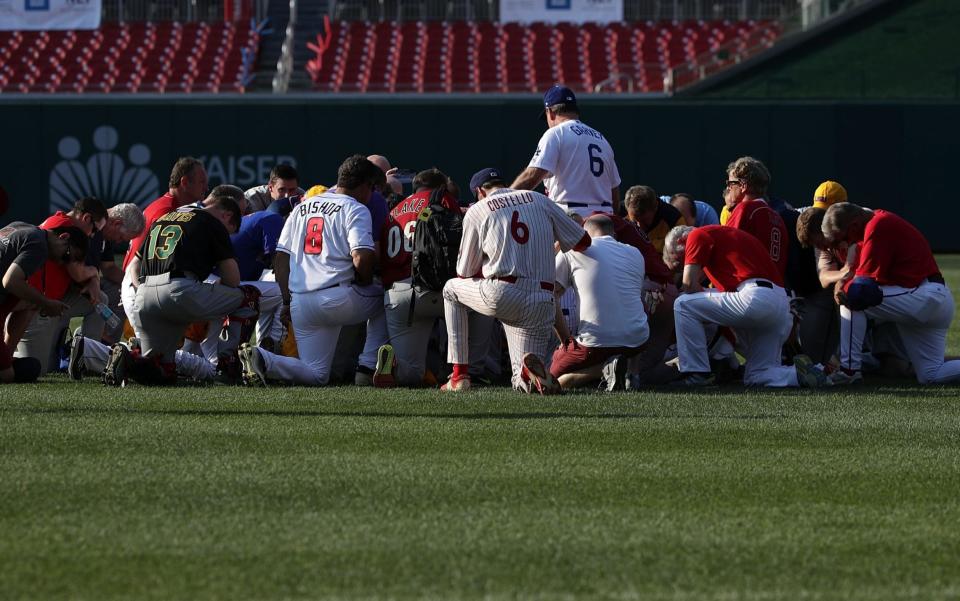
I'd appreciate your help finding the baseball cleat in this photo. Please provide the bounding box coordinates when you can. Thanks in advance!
[238,343,268,387]
[440,375,471,392]
[825,366,862,386]
[67,328,85,381]
[794,354,829,388]
[521,353,562,395]
[102,343,132,387]
[373,344,396,388]
[600,355,627,392]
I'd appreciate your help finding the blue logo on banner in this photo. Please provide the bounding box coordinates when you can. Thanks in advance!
[546,0,571,8]
[25,0,50,10]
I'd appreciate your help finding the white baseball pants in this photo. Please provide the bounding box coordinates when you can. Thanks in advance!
[258,283,384,385]
[674,280,798,387]
[839,281,960,383]
[443,278,555,390]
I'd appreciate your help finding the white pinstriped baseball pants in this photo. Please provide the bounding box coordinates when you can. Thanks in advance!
[839,281,960,383]
[443,277,555,390]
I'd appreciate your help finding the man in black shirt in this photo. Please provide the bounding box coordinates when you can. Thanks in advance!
[0,222,86,382]
[104,198,258,385]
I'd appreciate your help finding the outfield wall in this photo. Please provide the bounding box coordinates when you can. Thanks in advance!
[2,96,958,249]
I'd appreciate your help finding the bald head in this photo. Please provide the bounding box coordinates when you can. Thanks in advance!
[584,214,615,238]
[367,154,391,173]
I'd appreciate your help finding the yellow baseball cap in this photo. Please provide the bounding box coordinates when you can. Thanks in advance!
[812,181,847,209]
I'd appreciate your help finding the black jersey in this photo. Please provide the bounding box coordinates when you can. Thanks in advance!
[138,209,234,281]
[0,222,48,303]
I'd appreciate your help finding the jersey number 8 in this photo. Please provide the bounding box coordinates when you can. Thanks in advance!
[304,217,325,254]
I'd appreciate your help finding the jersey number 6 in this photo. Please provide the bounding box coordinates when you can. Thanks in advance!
[587,144,604,177]
[511,211,529,245]
[304,217,325,254]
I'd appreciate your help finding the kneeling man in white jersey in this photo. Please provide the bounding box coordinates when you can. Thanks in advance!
[551,214,649,391]
[442,168,591,393]
[239,155,385,386]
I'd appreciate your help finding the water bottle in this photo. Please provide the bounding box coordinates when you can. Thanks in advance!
[95,302,122,331]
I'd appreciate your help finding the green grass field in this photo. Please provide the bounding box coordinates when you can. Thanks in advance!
[3,259,960,600]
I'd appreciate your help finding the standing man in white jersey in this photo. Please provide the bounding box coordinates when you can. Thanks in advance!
[511,85,622,218]
[441,168,591,393]
[238,155,385,386]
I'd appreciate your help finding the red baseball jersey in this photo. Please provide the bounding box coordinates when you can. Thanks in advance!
[379,189,459,288]
[685,225,783,292]
[123,192,177,269]
[726,199,788,277]
[28,211,76,299]
[850,210,939,288]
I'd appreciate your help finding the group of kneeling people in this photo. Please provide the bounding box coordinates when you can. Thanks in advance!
[1,154,955,391]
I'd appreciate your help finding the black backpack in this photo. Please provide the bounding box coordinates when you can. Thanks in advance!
[410,187,463,291]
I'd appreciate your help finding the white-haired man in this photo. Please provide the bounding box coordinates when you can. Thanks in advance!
[663,224,825,387]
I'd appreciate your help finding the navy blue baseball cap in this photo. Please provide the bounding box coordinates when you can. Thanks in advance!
[469,168,504,198]
[540,84,577,120]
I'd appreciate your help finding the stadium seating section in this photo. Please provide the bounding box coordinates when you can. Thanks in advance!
[0,21,260,93]
[306,19,781,93]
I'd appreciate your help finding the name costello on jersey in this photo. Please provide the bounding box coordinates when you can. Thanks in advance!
[487,192,535,212]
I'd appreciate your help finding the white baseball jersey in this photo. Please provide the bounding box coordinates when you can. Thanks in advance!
[555,235,649,348]
[528,119,621,215]
[458,188,587,284]
[277,191,374,292]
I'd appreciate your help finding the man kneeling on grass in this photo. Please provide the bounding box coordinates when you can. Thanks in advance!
[550,215,649,391]
[663,225,826,388]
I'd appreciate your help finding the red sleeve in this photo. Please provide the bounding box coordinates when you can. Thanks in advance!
[855,219,890,281]
[572,232,591,252]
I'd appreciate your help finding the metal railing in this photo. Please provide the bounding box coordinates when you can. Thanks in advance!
[272,0,298,92]
[663,0,881,93]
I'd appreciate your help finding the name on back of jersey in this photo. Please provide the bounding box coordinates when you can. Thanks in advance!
[299,199,343,217]
[487,192,536,212]
[570,124,604,140]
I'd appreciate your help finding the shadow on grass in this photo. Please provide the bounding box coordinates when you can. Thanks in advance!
[12,405,787,421]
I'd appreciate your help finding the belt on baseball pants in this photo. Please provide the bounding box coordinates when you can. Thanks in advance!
[928,273,945,284]
[565,201,612,208]
[494,275,555,292]
[141,271,200,285]
[740,279,775,290]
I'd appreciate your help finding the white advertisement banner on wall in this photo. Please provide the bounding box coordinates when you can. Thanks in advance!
[500,0,622,24]
[0,0,101,31]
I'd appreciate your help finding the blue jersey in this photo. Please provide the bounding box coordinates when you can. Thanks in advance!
[694,200,720,227]
[231,210,285,281]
